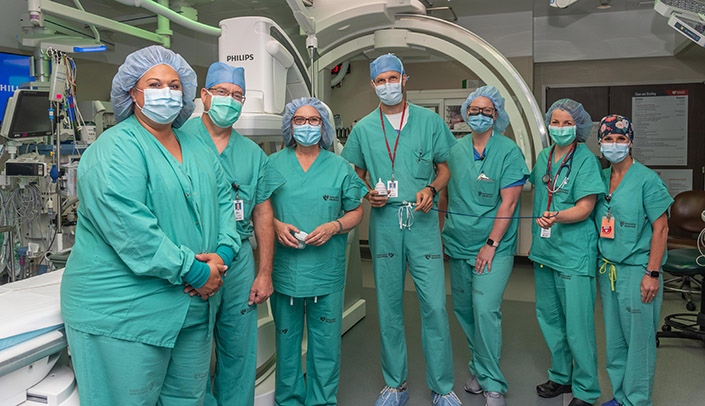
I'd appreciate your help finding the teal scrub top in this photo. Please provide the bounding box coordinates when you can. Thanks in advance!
[61,115,241,348]
[341,103,457,205]
[269,147,367,297]
[528,143,604,275]
[443,132,530,260]
[595,160,672,266]
[182,117,286,240]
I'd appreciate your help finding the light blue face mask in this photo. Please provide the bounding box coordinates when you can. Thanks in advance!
[600,142,630,163]
[207,91,242,128]
[137,87,183,125]
[375,82,403,106]
[467,114,494,133]
[293,124,322,147]
[549,125,577,146]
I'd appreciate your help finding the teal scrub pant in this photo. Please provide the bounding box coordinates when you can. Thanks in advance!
[534,263,600,403]
[598,261,662,406]
[65,298,212,405]
[369,204,454,395]
[270,289,344,406]
[449,255,513,394]
[206,240,257,406]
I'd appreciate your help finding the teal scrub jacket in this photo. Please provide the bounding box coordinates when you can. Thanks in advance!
[528,143,604,275]
[341,103,456,205]
[443,132,529,260]
[182,117,286,240]
[595,160,672,266]
[61,115,240,348]
[269,147,366,297]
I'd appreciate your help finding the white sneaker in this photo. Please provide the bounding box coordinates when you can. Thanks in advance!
[464,375,482,394]
[483,391,505,406]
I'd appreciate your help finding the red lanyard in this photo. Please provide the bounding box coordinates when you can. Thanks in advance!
[379,103,406,180]
[545,144,575,211]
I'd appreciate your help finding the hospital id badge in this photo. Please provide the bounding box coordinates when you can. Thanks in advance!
[600,216,615,239]
[540,227,551,238]
[387,180,399,198]
[233,199,245,221]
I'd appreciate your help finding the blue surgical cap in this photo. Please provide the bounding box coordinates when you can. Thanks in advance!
[545,98,593,142]
[205,62,246,93]
[111,45,197,128]
[281,97,335,150]
[461,85,511,133]
[369,53,405,81]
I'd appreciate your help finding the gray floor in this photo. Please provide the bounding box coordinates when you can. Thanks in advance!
[338,256,705,405]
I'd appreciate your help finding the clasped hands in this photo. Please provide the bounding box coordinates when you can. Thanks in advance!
[183,252,227,301]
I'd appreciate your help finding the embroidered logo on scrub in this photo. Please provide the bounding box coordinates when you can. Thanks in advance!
[322,194,340,201]
[319,317,337,323]
[376,252,395,259]
[240,305,256,315]
[424,254,442,260]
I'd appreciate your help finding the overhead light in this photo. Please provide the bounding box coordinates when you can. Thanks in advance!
[597,0,612,9]
[549,0,581,8]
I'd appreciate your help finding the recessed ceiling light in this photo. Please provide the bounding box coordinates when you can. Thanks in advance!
[596,0,612,9]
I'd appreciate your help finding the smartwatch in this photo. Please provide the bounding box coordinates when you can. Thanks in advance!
[645,269,660,278]
[426,184,437,197]
[486,238,499,248]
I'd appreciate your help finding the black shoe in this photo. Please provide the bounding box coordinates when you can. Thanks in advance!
[536,380,572,398]
[568,398,593,406]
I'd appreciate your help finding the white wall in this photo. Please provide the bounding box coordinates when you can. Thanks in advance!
[456,12,533,58]
[534,10,682,62]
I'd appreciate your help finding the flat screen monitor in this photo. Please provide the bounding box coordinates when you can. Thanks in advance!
[0,89,53,140]
[0,52,33,125]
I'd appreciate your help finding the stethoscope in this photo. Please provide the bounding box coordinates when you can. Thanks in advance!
[542,143,577,194]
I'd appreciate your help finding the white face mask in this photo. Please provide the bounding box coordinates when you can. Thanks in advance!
[600,142,630,163]
[375,82,403,106]
[136,87,183,124]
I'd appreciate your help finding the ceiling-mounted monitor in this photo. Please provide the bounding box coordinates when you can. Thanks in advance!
[0,89,53,140]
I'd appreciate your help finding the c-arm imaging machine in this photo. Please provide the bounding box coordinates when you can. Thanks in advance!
[1,1,549,405]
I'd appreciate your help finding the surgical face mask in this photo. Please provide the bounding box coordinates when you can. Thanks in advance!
[467,114,494,133]
[549,125,577,146]
[293,124,321,147]
[137,87,182,125]
[600,142,630,163]
[207,91,242,128]
[375,82,403,106]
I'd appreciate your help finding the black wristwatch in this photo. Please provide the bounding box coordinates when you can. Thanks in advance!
[426,184,437,197]
[644,269,660,278]
[486,238,499,248]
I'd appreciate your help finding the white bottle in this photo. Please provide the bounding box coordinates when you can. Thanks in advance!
[375,178,388,196]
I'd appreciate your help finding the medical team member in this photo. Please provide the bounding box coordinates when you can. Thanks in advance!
[341,53,460,406]
[269,97,365,405]
[441,86,529,406]
[594,115,671,406]
[60,45,240,404]
[529,99,603,406]
[181,62,285,406]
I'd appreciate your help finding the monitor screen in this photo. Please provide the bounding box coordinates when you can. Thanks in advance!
[0,52,33,125]
[1,90,53,139]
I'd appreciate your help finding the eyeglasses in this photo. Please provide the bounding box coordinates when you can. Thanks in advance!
[292,116,322,126]
[209,88,246,102]
[467,106,495,116]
